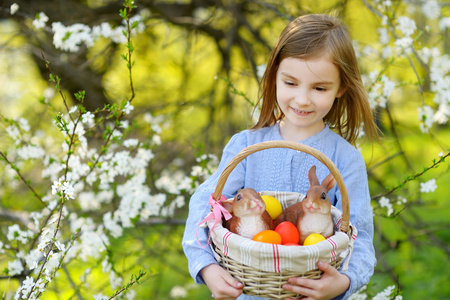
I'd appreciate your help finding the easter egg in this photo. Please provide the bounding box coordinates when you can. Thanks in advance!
[252,230,282,244]
[261,195,283,220]
[303,233,326,246]
[275,221,300,245]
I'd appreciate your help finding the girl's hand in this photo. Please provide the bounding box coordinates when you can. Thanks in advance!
[283,261,350,300]
[200,264,244,300]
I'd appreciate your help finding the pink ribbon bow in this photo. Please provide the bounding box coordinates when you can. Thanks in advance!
[197,193,232,248]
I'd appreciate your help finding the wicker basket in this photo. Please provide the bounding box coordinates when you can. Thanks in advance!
[208,141,354,299]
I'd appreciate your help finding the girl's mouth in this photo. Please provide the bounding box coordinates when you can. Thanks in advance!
[291,107,312,116]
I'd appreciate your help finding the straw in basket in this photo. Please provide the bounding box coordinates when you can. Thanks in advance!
[205,141,357,299]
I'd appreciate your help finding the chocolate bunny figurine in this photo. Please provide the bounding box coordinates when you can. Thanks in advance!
[222,188,273,239]
[275,165,336,244]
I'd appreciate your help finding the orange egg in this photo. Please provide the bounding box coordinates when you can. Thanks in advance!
[252,230,282,244]
[275,221,300,245]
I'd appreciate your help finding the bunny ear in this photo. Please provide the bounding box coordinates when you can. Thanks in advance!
[221,198,234,213]
[308,165,320,188]
[321,173,336,192]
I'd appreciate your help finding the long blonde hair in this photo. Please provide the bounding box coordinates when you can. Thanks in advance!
[252,14,380,145]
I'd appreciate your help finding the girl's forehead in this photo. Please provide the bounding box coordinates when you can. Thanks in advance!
[277,55,340,81]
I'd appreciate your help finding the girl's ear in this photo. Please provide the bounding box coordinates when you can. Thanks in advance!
[336,85,347,98]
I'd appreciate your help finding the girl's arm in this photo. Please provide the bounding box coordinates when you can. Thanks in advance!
[336,152,376,298]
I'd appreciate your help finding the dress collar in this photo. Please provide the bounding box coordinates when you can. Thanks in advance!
[270,121,331,146]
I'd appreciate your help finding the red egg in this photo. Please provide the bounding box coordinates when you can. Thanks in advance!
[275,221,300,245]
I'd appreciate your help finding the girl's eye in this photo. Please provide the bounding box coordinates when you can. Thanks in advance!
[284,81,296,86]
[315,87,327,92]
[237,194,242,201]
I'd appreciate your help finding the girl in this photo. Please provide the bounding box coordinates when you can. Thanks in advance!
[182,14,379,300]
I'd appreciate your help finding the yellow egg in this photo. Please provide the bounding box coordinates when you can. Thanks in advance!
[303,233,326,246]
[261,195,283,220]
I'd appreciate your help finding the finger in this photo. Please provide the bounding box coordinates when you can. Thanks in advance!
[317,260,338,276]
[222,272,244,289]
[283,282,316,299]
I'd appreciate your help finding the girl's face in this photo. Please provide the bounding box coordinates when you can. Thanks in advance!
[276,55,345,142]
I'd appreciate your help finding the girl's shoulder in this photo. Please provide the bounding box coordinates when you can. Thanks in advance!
[227,124,279,147]
[319,127,365,166]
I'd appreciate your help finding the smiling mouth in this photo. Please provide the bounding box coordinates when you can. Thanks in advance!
[291,107,312,115]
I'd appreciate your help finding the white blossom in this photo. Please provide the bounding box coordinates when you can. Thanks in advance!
[439,16,450,30]
[256,64,266,79]
[102,259,112,273]
[81,111,95,128]
[379,197,394,216]
[396,16,416,37]
[126,289,136,300]
[170,286,188,298]
[17,145,45,160]
[43,87,55,102]
[394,37,414,55]
[119,120,129,129]
[433,102,449,124]
[6,125,21,143]
[25,249,43,270]
[420,179,437,193]
[422,0,440,20]
[51,178,75,200]
[33,12,48,29]
[378,27,390,45]
[55,240,66,252]
[45,251,62,274]
[69,106,77,114]
[123,139,139,148]
[103,212,123,238]
[109,271,123,290]
[152,135,162,145]
[52,22,93,52]
[381,46,393,59]
[17,118,30,132]
[7,224,34,243]
[8,259,24,276]
[79,228,109,261]
[10,3,19,15]
[372,285,401,300]
[417,105,434,133]
[123,101,134,114]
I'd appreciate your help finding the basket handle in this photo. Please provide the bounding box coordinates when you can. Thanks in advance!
[212,140,350,234]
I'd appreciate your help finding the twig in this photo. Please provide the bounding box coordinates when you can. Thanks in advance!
[0,151,46,207]
[372,151,449,200]
[108,270,147,300]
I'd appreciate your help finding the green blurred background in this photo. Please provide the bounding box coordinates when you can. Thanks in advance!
[1,0,449,299]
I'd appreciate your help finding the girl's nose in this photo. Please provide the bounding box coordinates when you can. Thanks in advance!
[294,88,311,106]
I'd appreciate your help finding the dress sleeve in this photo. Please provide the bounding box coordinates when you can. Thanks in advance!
[333,152,376,299]
[181,132,248,284]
